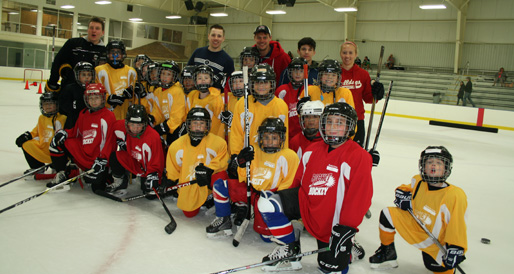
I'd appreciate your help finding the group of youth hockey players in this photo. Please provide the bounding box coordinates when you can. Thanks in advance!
[14,37,467,274]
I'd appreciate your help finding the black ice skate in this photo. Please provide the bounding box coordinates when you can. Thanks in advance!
[106,176,128,197]
[45,171,70,191]
[369,242,398,270]
[206,216,233,238]
[261,239,302,272]
[351,240,365,262]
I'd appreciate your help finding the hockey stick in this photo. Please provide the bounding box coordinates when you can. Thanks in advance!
[408,209,466,274]
[0,169,93,215]
[364,45,385,150]
[0,163,52,189]
[152,187,177,234]
[371,81,393,151]
[224,81,229,142]
[211,247,330,274]
[303,63,309,97]
[94,180,195,202]
[233,66,251,247]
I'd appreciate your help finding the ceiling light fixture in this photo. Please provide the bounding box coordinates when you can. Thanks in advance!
[419,4,446,9]
[265,10,286,15]
[129,18,143,22]
[60,5,75,9]
[210,12,228,17]
[166,15,182,19]
[95,1,112,4]
[334,7,358,12]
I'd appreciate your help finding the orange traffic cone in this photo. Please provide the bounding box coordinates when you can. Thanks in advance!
[37,82,43,94]
[24,80,30,90]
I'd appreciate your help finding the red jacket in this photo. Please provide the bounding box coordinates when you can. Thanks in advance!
[256,41,291,84]
[340,64,373,120]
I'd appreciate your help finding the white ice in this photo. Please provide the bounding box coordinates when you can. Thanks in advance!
[1,79,513,274]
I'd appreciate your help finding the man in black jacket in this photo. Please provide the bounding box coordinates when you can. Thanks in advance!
[463,77,476,107]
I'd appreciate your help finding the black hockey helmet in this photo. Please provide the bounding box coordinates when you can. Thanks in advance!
[74,61,95,88]
[300,100,324,137]
[229,71,245,97]
[83,83,107,112]
[180,65,196,94]
[186,107,211,141]
[239,46,260,69]
[250,64,276,102]
[287,57,307,89]
[159,60,180,89]
[258,117,286,153]
[40,92,59,117]
[146,62,160,87]
[125,104,149,138]
[134,54,150,69]
[106,40,126,66]
[193,65,214,93]
[318,59,342,92]
[419,146,453,185]
[319,102,357,146]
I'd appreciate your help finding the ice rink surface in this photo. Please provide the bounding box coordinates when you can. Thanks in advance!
[1,80,513,274]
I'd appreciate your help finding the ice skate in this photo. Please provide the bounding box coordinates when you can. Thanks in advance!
[206,216,233,238]
[106,176,128,197]
[233,203,248,227]
[45,171,70,191]
[369,242,398,270]
[261,240,302,272]
[350,239,365,263]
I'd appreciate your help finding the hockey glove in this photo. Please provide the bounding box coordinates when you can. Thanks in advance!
[107,94,125,107]
[91,157,108,175]
[296,96,311,115]
[51,130,68,149]
[172,122,187,138]
[227,154,239,179]
[117,138,127,151]
[16,131,32,147]
[195,163,214,187]
[371,81,385,101]
[319,224,356,272]
[443,245,465,269]
[134,82,147,98]
[148,114,156,125]
[45,81,61,93]
[368,149,380,167]
[122,86,134,100]
[394,189,412,211]
[160,177,178,193]
[60,65,75,82]
[144,172,160,193]
[153,120,170,135]
[219,110,233,127]
[236,146,254,168]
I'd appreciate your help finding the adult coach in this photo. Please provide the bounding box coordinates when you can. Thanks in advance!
[45,17,106,93]
[187,24,235,89]
[253,25,291,83]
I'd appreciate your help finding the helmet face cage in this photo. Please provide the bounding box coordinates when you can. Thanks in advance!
[125,105,149,138]
[74,62,95,88]
[239,47,260,69]
[287,58,307,89]
[40,92,58,117]
[159,62,179,89]
[186,108,211,141]
[300,101,324,136]
[137,60,152,80]
[180,65,196,94]
[258,118,286,154]
[419,146,453,184]
[318,59,342,92]
[134,54,150,70]
[319,103,357,146]
[229,73,245,97]
[250,64,276,102]
[146,63,160,86]
[106,40,126,65]
[193,66,214,92]
[83,84,107,112]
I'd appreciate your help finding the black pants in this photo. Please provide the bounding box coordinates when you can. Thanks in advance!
[23,149,45,169]
[354,119,365,148]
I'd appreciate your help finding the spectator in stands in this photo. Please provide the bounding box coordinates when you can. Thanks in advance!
[493,67,507,87]
[463,77,476,107]
[355,57,362,68]
[188,24,235,90]
[457,81,465,106]
[363,56,371,71]
[386,54,395,69]
[253,25,291,83]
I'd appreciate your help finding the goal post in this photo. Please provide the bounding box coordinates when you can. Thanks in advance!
[23,69,44,83]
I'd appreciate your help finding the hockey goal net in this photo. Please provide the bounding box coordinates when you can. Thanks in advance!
[23,69,44,83]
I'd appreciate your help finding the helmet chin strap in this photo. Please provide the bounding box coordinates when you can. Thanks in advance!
[113,53,119,65]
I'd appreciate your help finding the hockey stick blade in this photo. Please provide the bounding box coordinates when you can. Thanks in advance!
[153,187,177,235]
[211,247,330,274]
[94,189,147,202]
[232,218,250,247]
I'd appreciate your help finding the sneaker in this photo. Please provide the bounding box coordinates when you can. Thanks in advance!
[206,216,233,238]
[350,240,365,263]
[233,204,248,227]
[46,171,69,190]
[261,240,302,272]
[369,242,398,270]
[106,176,128,197]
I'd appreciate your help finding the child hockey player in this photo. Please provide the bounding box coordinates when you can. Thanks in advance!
[289,100,324,158]
[16,92,67,175]
[219,70,245,140]
[257,103,373,273]
[105,104,164,197]
[48,83,116,192]
[186,65,225,138]
[369,146,467,274]
[206,118,299,239]
[179,65,197,96]
[166,107,229,217]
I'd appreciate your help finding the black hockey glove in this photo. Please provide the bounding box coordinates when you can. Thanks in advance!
[172,122,187,138]
[50,130,68,149]
[45,81,61,93]
[443,245,465,269]
[60,65,75,82]
[134,82,147,98]
[227,154,239,179]
[91,157,108,175]
[16,131,32,147]
[368,149,380,167]
[160,177,178,194]
[153,120,170,135]
[296,96,311,115]
[394,189,412,211]
[319,224,356,273]
[148,114,156,125]
[117,138,127,151]
[107,94,125,107]
[236,146,254,168]
[145,172,160,192]
[122,86,134,99]
[219,110,233,127]
[195,163,214,187]
[371,81,385,100]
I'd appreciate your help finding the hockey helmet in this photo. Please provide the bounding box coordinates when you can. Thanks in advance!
[239,46,260,69]
[39,92,59,117]
[106,40,126,67]
[186,107,211,141]
[193,65,214,93]
[125,104,149,138]
[180,65,196,94]
[300,100,324,137]
[83,83,107,112]
[258,117,286,154]
[146,62,160,87]
[159,61,180,89]
[419,146,453,185]
[74,61,95,88]
[250,64,276,102]
[318,59,342,92]
[288,57,307,89]
[319,102,357,146]
[229,71,245,98]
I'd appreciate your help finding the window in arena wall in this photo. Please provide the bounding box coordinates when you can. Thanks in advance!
[162,28,182,44]
[137,24,159,40]
[109,19,133,48]
[42,8,73,39]
[1,0,38,35]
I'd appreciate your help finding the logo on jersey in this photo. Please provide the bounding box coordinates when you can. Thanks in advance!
[341,79,362,89]
[252,167,273,186]
[308,173,336,196]
[83,129,97,145]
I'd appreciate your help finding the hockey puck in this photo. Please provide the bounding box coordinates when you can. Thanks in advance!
[481,238,491,244]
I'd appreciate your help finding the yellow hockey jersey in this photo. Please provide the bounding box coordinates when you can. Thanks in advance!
[186,87,225,139]
[300,85,355,108]
[150,82,186,133]
[166,133,229,212]
[23,114,67,163]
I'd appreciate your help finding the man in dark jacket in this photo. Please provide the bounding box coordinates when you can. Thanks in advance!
[463,77,476,107]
